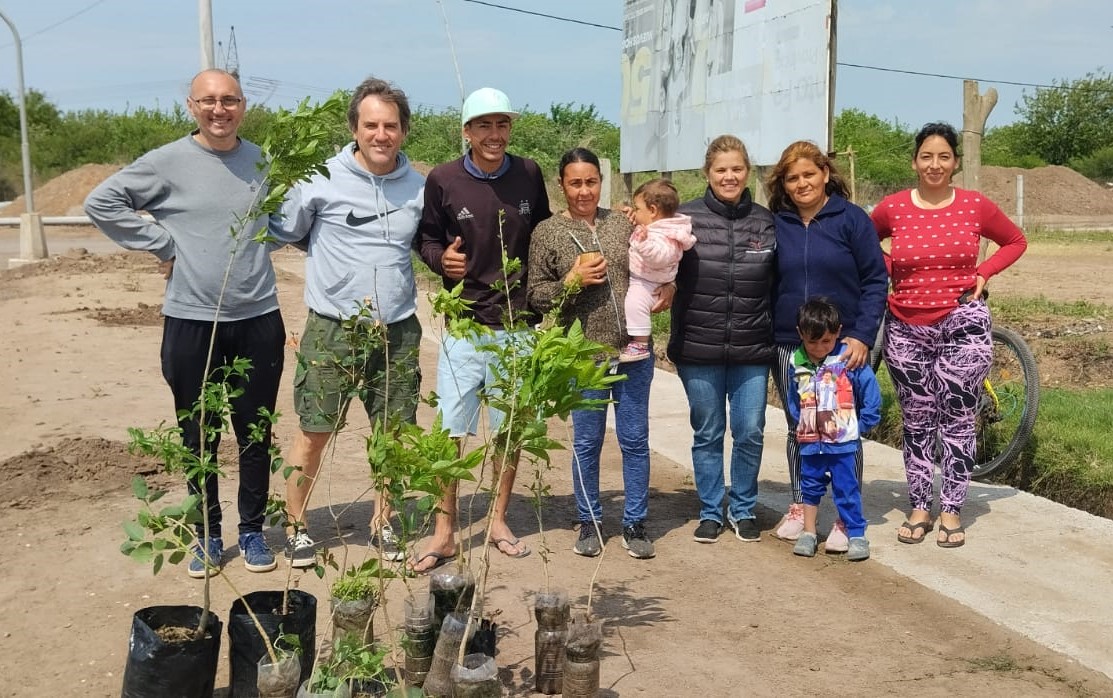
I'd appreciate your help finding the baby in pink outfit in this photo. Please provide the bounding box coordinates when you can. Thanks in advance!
[622,178,697,362]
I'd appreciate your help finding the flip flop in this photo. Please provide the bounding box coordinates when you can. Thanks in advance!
[408,551,452,575]
[937,524,966,549]
[490,537,531,559]
[896,520,933,544]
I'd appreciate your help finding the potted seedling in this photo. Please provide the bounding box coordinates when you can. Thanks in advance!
[421,221,620,693]
[119,93,350,698]
[256,632,303,698]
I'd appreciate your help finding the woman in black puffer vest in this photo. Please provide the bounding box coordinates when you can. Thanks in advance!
[669,134,777,545]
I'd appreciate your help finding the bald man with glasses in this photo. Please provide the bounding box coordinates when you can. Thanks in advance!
[85,69,285,579]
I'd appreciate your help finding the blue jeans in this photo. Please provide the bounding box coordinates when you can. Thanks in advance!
[676,362,769,524]
[570,356,653,527]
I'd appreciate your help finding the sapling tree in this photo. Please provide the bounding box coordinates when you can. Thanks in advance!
[119,91,349,658]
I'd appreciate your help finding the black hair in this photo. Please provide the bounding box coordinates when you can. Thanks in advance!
[913,122,960,159]
[796,297,842,340]
[347,77,411,133]
[558,147,602,180]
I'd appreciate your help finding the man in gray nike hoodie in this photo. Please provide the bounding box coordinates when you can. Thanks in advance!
[269,77,425,567]
[84,69,283,578]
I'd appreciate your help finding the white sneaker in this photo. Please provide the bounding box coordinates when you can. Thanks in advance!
[774,503,805,541]
[825,520,849,553]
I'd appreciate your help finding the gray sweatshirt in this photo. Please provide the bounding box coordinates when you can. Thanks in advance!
[84,134,277,322]
[270,145,424,324]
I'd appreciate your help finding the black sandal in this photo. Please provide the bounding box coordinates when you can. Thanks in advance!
[937,524,966,548]
[897,520,933,544]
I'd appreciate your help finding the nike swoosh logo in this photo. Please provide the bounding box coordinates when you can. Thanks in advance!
[346,208,402,227]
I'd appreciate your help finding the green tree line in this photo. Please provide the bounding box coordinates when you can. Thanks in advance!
[4,68,1112,202]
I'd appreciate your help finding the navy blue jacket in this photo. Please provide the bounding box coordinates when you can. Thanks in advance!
[772,194,888,347]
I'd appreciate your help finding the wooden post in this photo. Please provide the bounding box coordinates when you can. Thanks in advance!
[622,172,634,207]
[1016,174,1025,230]
[753,166,770,207]
[846,146,857,204]
[960,79,997,192]
[961,79,997,260]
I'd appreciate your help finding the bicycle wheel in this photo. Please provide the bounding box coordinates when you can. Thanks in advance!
[971,326,1040,479]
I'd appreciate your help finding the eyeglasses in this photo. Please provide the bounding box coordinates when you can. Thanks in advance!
[190,96,244,110]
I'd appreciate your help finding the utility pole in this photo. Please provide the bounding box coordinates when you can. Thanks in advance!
[0,9,48,264]
[199,0,215,70]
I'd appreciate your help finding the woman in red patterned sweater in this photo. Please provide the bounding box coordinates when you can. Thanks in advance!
[871,122,1026,548]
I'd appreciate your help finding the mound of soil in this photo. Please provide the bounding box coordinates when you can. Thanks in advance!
[0,163,121,217]
[0,437,172,509]
[0,248,155,281]
[979,165,1113,217]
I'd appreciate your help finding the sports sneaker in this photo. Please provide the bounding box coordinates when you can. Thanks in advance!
[729,518,761,542]
[239,532,277,573]
[825,520,849,554]
[621,522,655,559]
[618,341,651,363]
[369,523,406,562]
[283,530,317,569]
[793,531,818,557]
[847,536,871,562]
[573,525,602,557]
[693,519,722,543]
[774,503,805,541]
[188,536,223,579]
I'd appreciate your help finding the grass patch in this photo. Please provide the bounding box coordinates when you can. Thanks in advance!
[989,295,1111,325]
[967,653,1020,673]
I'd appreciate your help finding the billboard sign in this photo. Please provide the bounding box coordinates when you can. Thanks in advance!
[621,0,834,171]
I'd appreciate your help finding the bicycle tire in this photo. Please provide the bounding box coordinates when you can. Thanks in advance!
[971,326,1040,479]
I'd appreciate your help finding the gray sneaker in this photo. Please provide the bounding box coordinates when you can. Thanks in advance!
[621,522,655,559]
[369,523,406,562]
[283,530,317,569]
[793,532,818,557]
[847,536,871,562]
[574,525,602,557]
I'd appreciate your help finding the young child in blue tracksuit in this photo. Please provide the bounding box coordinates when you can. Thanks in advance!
[786,298,882,561]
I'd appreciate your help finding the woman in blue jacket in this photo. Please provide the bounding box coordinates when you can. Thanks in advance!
[765,141,888,551]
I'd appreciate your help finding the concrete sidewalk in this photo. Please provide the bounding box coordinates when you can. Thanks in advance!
[645,355,1113,681]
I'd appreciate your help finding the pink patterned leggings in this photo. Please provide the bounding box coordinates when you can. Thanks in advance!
[883,301,993,514]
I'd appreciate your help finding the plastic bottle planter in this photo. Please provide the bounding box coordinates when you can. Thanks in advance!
[533,589,570,695]
[295,679,351,698]
[403,593,436,687]
[429,567,475,637]
[256,653,301,698]
[330,594,376,649]
[120,605,222,698]
[421,612,472,698]
[561,615,602,698]
[450,653,500,697]
[229,590,318,698]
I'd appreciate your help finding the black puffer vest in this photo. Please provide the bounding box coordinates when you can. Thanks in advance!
[667,187,776,365]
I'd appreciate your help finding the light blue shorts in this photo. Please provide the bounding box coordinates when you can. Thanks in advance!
[436,329,522,437]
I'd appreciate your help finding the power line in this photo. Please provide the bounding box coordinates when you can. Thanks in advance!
[460,0,619,32]
[461,0,1098,93]
[0,0,112,48]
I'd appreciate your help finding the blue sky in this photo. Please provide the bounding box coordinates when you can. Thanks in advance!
[1,0,1110,134]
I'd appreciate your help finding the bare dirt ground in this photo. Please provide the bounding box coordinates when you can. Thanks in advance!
[1,245,1113,698]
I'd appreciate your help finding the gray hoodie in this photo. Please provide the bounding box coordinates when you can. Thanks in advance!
[271,145,424,323]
